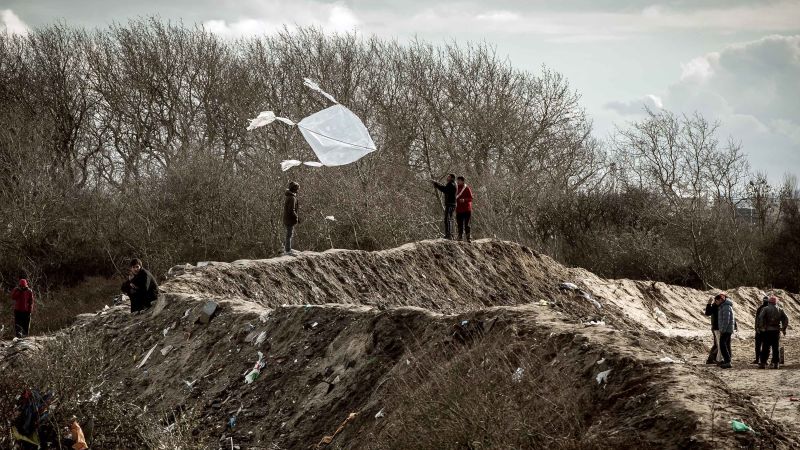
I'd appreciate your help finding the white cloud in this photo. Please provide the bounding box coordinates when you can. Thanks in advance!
[609,35,800,180]
[475,11,521,22]
[605,94,663,115]
[203,1,358,37]
[1,9,29,35]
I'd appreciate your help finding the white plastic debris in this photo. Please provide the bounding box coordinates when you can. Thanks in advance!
[137,344,158,369]
[103,305,109,310]
[311,322,319,328]
[254,331,267,346]
[303,78,338,104]
[559,282,579,291]
[659,356,683,364]
[303,161,324,167]
[512,367,525,383]
[460,320,469,326]
[245,352,267,384]
[197,261,209,267]
[596,369,612,385]
[183,379,197,389]
[280,160,302,171]
[375,409,385,419]
[596,358,606,365]
[161,345,174,356]
[584,320,606,327]
[537,299,549,306]
[163,326,171,337]
[183,308,191,319]
[324,215,336,221]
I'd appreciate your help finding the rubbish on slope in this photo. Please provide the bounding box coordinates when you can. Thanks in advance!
[324,215,336,221]
[375,409,385,419]
[596,369,611,385]
[537,299,549,306]
[244,352,267,384]
[584,320,606,326]
[315,412,358,449]
[512,367,524,383]
[137,344,158,369]
[161,345,174,356]
[659,356,683,364]
[197,301,219,324]
[254,331,267,346]
[730,419,753,433]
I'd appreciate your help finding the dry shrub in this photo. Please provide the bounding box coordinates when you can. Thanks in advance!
[370,334,598,450]
[0,330,203,449]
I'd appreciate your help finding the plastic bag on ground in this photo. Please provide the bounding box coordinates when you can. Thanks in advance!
[298,105,376,166]
[596,369,611,385]
[731,419,752,433]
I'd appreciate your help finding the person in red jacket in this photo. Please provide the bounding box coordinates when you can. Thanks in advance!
[10,279,34,338]
[456,176,473,242]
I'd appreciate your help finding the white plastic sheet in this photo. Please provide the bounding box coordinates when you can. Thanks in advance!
[247,111,295,131]
[303,78,338,104]
[281,160,302,171]
[298,105,377,166]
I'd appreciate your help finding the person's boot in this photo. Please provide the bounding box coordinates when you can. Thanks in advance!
[466,232,471,243]
[772,363,779,369]
[719,362,732,369]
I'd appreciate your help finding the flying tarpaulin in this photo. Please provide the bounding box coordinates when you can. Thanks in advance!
[247,79,377,169]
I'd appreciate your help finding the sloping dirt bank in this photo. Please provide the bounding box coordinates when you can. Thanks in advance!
[2,239,797,449]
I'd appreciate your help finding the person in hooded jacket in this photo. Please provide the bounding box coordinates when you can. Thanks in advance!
[283,181,300,255]
[753,295,770,364]
[10,279,34,338]
[432,174,457,240]
[757,296,789,369]
[121,258,159,313]
[717,293,736,368]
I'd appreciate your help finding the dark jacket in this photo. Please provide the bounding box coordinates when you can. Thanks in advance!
[704,302,719,331]
[456,185,473,213]
[283,190,299,226]
[434,180,457,207]
[755,301,769,332]
[11,287,34,313]
[718,299,735,334]
[757,304,789,332]
[121,269,159,312]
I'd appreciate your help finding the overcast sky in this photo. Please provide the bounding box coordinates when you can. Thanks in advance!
[2,0,799,181]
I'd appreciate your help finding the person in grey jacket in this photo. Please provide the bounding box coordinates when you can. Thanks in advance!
[757,296,789,369]
[717,295,735,369]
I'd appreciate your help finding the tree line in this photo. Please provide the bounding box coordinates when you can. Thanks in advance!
[0,18,797,292]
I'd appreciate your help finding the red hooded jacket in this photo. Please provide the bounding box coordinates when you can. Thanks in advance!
[11,287,34,313]
[456,184,473,213]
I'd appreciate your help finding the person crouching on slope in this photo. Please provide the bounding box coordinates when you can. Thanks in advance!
[455,176,473,242]
[757,296,789,369]
[283,181,300,255]
[717,293,736,369]
[10,279,34,338]
[121,258,159,313]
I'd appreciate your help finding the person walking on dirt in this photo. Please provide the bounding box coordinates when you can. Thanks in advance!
[10,279,34,338]
[717,293,735,369]
[121,258,159,313]
[432,174,457,240]
[283,181,300,255]
[757,296,789,369]
[753,295,770,364]
[455,176,473,242]
[704,294,724,364]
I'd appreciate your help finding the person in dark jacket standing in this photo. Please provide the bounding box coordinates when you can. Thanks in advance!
[455,176,473,242]
[753,295,770,364]
[283,181,300,255]
[432,174,457,240]
[717,294,736,369]
[757,296,789,369]
[10,279,34,338]
[704,294,723,364]
[121,258,159,313]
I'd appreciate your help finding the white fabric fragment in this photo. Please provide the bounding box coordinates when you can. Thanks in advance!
[303,78,338,104]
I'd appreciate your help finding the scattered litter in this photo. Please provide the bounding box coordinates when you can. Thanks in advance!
[183,380,197,389]
[460,320,469,326]
[197,261,210,267]
[254,331,267,346]
[312,322,319,328]
[259,312,269,323]
[730,419,753,433]
[537,299,549,306]
[596,369,612,385]
[161,345,174,356]
[659,356,682,364]
[324,215,336,221]
[596,358,606,365]
[103,305,109,310]
[244,352,266,384]
[137,344,158,369]
[584,320,606,326]
[197,301,219,324]
[315,412,357,449]
[512,367,525,383]
[244,331,259,343]
[183,308,191,319]
[581,291,602,309]
[375,409,385,419]
[654,308,667,322]
[559,282,579,291]
[227,415,237,430]
[164,423,176,432]
[162,326,171,337]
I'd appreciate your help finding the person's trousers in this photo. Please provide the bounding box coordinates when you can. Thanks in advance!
[755,331,764,361]
[707,330,721,363]
[456,211,471,241]
[719,332,733,364]
[14,311,31,338]
[760,330,781,366]
[285,225,294,253]
[443,206,455,239]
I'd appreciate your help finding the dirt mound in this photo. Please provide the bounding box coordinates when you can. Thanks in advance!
[2,239,798,449]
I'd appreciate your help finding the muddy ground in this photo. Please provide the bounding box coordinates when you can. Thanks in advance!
[1,239,798,449]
